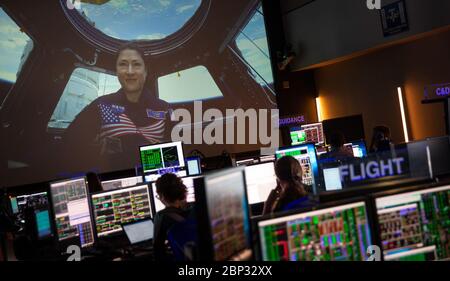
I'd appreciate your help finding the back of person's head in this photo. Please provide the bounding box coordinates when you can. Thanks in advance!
[373,125,391,140]
[371,125,392,152]
[328,131,346,150]
[155,173,187,204]
[274,156,304,191]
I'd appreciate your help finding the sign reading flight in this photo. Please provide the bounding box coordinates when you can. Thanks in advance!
[339,157,406,183]
[327,151,411,188]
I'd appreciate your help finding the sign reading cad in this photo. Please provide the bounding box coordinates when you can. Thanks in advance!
[436,87,450,97]
[424,83,450,101]
[339,156,408,185]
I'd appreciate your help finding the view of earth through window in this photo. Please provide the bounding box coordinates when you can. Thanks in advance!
[74,0,202,40]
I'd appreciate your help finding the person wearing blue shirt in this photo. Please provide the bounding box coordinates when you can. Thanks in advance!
[262,156,316,215]
[64,42,172,172]
[153,173,194,261]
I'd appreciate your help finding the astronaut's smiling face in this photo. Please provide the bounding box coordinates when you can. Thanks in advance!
[116,49,147,98]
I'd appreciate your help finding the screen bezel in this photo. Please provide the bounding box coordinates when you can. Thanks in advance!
[194,167,253,261]
[48,176,95,249]
[89,183,153,240]
[186,156,202,176]
[275,142,319,194]
[253,196,376,261]
[243,161,276,206]
[121,218,154,245]
[139,141,186,174]
[149,175,202,215]
[370,182,450,261]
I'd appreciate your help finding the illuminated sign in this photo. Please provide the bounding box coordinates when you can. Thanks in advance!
[424,83,450,102]
[279,115,306,127]
[436,87,450,97]
[339,157,405,182]
[321,150,411,188]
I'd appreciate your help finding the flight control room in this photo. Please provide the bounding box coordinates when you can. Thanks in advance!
[0,0,449,272]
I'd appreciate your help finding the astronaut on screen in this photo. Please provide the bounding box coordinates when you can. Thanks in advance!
[64,42,172,171]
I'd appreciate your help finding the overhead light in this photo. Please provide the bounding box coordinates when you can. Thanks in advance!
[315,97,323,122]
[397,87,409,142]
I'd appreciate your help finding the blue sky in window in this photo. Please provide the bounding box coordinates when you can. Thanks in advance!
[235,6,274,86]
[0,8,32,82]
[77,0,201,40]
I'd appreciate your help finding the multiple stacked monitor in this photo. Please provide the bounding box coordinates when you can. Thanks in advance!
[7,170,449,261]
[256,184,450,261]
[49,178,95,248]
[90,184,153,238]
[9,190,52,240]
[4,123,450,261]
[257,201,372,261]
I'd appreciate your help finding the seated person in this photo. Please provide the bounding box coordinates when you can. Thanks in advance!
[369,125,393,153]
[153,173,193,261]
[262,156,316,215]
[320,131,354,162]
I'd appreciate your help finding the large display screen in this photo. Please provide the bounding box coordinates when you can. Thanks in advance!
[1,0,277,188]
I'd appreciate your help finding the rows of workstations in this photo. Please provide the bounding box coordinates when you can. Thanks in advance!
[1,124,449,261]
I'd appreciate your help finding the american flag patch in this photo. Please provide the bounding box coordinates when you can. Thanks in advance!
[99,103,165,143]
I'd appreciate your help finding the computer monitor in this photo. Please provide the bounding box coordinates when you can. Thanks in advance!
[50,177,95,248]
[186,156,202,176]
[6,185,53,240]
[259,155,276,163]
[9,191,48,216]
[341,140,367,159]
[290,123,325,145]
[235,158,259,167]
[35,209,52,239]
[426,136,450,177]
[195,167,252,261]
[122,219,154,245]
[323,115,365,144]
[290,129,307,145]
[91,184,153,238]
[301,122,325,144]
[101,176,143,191]
[406,140,431,179]
[315,145,328,157]
[10,196,18,214]
[257,201,372,261]
[375,185,450,261]
[351,140,368,158]
[150,175,199,213]
[275,143,319,193]
[139,141,187,182]
[244,162,276,205]
[322,167,343,191]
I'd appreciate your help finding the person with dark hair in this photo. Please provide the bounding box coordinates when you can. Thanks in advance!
[153,173,193,261]
[320,131,354,161]
[64,41,172,171]
[369,125,393,153]
[262,156,316,215]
